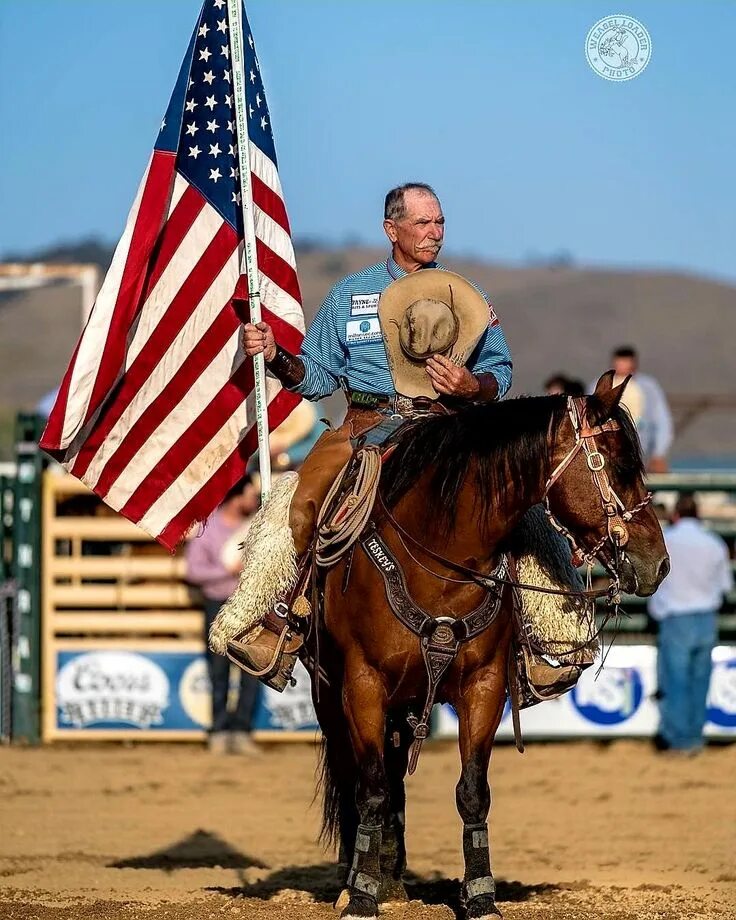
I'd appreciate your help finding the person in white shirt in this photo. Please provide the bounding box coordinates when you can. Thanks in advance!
[648,494,734,752]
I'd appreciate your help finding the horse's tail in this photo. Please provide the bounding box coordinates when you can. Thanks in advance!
[315,681,358,854]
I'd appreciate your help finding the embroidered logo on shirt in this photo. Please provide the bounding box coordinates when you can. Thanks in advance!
[350,292,381,316]
[345,317,383,345]
[488,302,500,327]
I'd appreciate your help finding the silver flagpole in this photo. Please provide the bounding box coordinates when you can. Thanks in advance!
[226,0,272,501]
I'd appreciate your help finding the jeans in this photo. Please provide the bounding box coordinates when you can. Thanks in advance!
[657,611,717,750]
[204,598,260,734]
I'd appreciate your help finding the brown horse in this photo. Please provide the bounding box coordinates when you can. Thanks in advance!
[311,372,669,920]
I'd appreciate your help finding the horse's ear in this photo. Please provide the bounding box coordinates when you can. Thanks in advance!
[588,370,629,424]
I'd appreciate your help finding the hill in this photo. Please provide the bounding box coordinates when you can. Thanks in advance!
[2,243,734,460]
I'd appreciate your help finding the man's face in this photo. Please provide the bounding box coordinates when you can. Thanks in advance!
[612,355,637,377]
[383,190,445,267]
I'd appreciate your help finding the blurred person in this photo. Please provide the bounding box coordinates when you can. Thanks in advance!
[544,374,585,397]
[269,399,323,471]
[648,493,733,754]
[591,346,673,472]
[186,476,261,754]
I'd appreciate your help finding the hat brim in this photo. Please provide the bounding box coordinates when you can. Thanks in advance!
[378,269,490,399]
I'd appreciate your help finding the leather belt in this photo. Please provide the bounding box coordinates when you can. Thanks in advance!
[347,389,445,415]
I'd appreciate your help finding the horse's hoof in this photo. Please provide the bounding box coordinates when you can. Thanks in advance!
[380,879,409,906]
[334,888,351,911]
[340,893,379,918]
[466,895,502,920]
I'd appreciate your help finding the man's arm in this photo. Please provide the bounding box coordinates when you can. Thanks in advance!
[243,288,347,400]
[646,376,674,461]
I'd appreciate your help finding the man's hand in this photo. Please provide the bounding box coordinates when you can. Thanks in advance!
[426,354,480,398]
[648,455,669,474]
[242,321,276,362]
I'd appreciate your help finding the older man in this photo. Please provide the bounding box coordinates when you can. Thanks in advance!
[224,182,512,685]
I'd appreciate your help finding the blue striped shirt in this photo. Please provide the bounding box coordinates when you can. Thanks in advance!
[289,255,513,401]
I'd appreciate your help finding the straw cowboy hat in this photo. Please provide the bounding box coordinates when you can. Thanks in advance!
[378,269,490,399]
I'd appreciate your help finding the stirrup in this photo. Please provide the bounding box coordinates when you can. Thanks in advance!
[226,625,303,692]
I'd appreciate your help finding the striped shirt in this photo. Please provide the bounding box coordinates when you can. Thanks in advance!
[288,255,512,401]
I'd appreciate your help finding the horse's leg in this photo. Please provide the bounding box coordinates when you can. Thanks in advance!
[379,712,411,904]
[453,669,508,920]
[340,663,389,919]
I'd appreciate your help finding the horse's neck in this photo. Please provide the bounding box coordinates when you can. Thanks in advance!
[402,459,545,569]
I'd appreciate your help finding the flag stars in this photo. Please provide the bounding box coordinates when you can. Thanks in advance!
[213,0,225,8]
[209,142,222,157]
[199,47,212,62]
[185,121,198,136]
[229,165,239,179]
[209,167,222,183]
[248,104,253,118]
[224,93,232,107]
[204,94,217,110]
[227,119,235,132]
[188,77,194,89]
[228,143,238,157]
[188,145,202,159]
[160,117,166,132]
[198,22,210,37]
[260,116,268,130]
[223,69,231,83]
[249,70,256,83]
[248,34,254,48]
[185,98,198,112]
[206,118,220,133]
[232,191,242,205]
[255,93,262,108]
[221,44,230,59]
[203,70,215,85]
[217,18,228,33]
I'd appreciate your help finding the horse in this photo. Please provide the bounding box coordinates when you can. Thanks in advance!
[310,371,669,920]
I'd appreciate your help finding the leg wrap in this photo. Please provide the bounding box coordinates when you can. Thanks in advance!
[347,823,382,902]
[462,821,495,902]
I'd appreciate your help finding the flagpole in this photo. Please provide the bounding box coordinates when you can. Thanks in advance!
[226,0,272,501]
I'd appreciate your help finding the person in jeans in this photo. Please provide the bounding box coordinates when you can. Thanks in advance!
[648,493,734,753]
[186,476,261,754]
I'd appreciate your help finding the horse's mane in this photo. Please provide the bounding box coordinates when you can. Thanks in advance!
[381,394,643,534]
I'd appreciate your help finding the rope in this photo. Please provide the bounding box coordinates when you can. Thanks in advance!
[315,447,382,567]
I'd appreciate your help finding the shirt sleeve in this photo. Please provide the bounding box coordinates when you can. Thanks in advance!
[466,298,513,398]
[646,377,674,457]
[289,286,346,401]
[717,540,735,597]
[185,531,229,589]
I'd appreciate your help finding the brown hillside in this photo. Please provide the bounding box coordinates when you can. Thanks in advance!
[2,249,734,459]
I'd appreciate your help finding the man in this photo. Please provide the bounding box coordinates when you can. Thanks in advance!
[186,476,262,753]
[648,493,734,754]
[591,346,673,472]
[228,183,512,684]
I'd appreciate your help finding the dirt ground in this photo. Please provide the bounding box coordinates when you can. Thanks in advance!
[0,738,734,920]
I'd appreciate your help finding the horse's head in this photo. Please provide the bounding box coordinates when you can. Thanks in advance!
[545,371,669,596]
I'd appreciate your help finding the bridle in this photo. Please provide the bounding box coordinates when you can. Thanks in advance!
[542,396,652,582]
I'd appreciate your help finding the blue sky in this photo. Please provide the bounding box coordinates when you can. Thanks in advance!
[1,1,734,282]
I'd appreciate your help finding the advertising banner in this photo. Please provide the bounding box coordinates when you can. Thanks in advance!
[434,645,736,740]
[55,648,210,733]
[251,661,320,734]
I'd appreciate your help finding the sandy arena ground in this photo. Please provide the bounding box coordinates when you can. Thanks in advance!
[0,738,734,920]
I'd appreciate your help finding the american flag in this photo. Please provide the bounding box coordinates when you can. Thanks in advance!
[40,0,305,550]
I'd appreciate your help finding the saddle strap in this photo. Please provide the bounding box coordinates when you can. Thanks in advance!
[361,528,506,773]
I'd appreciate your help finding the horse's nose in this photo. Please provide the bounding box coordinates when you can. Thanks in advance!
[657,556,671,583]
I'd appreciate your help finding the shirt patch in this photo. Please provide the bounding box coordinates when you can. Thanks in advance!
[351,292,381,316]
[488,302,500,327]
[345,317,383,345]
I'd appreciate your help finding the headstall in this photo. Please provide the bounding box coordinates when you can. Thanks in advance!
[542,396,652,583]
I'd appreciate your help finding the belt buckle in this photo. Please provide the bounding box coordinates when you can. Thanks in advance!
[393,395,414,416]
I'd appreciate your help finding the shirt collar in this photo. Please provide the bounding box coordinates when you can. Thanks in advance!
[386,253,438,280]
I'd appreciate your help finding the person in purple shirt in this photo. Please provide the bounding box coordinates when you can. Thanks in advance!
[186,476,261,754]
